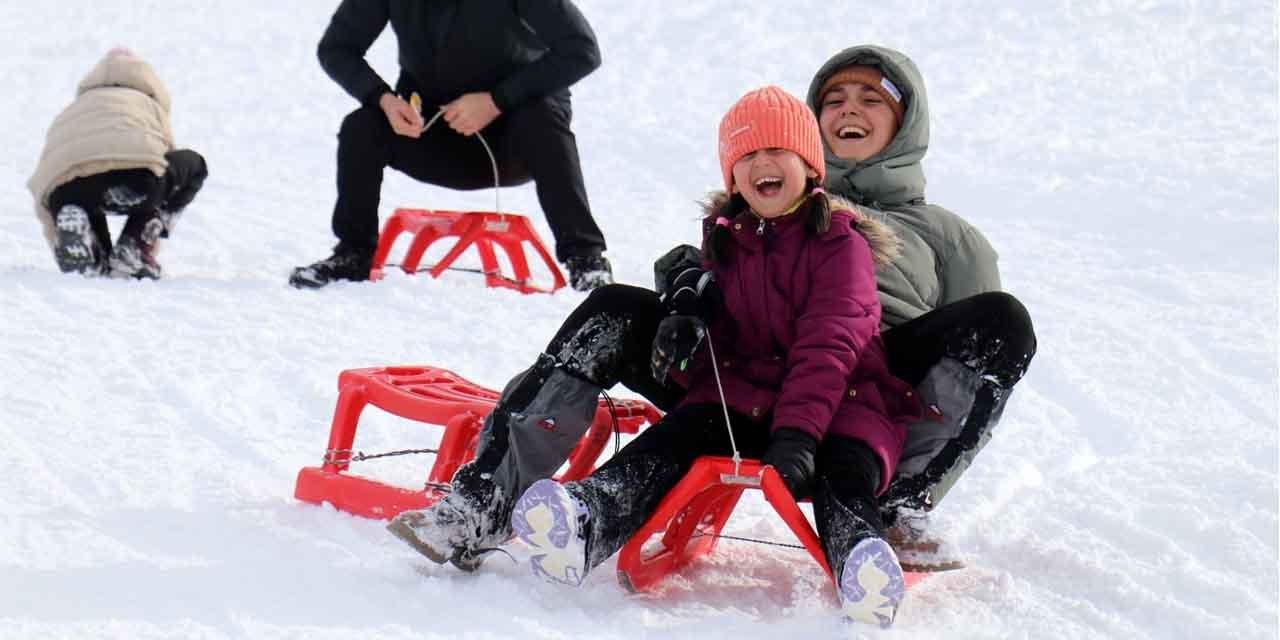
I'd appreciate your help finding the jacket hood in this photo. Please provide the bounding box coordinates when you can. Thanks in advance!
[77,52,171,114]
[806,45,929,207]
[702,191,901,267]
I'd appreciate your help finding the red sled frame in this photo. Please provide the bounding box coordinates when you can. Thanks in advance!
[293,365,659,520]
[293,365,927,595]
[616,456,926,593]
[365,109,567,294]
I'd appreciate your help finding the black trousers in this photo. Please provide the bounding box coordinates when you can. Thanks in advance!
[331,97,606,262]
[533,286,1035,515]
[882,291,1036,389]
[47,149,207,253]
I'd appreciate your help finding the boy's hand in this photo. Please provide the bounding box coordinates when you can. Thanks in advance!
[441,92,501,136]
[762,428,819,499]
[379,93,424,138]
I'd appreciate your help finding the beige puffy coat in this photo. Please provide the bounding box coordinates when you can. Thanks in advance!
[27,52,175,251]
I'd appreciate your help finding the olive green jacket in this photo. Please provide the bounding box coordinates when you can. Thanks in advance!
[807,45,1000,328]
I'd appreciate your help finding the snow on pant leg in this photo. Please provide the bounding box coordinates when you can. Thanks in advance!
[881,292,1037,515]
[493,96,605,262]
[545,284,685,410]
[568,404,770,571]
[812,436,885,575]
[487,285,684,505]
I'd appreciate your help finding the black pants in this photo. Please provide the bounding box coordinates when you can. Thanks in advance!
[531,286,1034,514]
[570,403,883,573]
[47,149,208,253]
[883,291,1036,389]
[331,96,606,262]
[542,284,685,409]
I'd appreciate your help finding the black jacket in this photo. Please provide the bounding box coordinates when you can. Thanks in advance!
[318,0,601,112]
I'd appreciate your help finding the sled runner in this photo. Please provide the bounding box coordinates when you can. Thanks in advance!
[615,456,929,593]
[367,107,567,294]
[293,365,661,519]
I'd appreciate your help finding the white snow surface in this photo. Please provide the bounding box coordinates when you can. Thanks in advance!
[2,1,1277,638]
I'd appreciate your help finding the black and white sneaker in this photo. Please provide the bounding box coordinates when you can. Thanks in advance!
[289,243,374,289]
[52,205,102,275]
[564,255,613,292]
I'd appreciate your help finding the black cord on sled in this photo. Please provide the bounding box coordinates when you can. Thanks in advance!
[600,389,622,456]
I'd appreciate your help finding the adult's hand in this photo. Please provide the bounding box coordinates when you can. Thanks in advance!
[441,92,501,136]
[379,92,424,138]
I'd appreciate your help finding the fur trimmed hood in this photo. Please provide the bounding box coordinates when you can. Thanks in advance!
[700,190,902,267]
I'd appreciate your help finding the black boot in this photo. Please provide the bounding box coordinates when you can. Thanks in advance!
[108,211,170,280]
[289,242,374,289]
[52,205,105,276]
[564,254,613,292]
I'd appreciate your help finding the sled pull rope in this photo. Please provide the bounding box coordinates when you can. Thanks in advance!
[705,329,755,484]
[323,447,439,464]
[415,94,503,219]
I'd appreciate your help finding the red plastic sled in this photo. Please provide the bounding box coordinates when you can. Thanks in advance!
[616,456,927,593]
[365,109,567,294]
[369,208,567,294]
[293,365,661,519]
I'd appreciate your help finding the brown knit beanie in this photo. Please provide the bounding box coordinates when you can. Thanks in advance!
[818,64,905,125]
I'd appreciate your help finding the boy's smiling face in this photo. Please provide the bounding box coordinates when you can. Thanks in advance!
[819,80,899,162]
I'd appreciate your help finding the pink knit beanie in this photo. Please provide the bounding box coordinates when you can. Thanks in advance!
[717,86,825,191]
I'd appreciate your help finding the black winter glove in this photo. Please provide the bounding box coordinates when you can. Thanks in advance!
[650,314,706,383]
[654,244,720,321]
[762,428,819,499]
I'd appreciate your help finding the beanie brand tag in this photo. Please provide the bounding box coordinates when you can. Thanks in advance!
[880,77,902,103]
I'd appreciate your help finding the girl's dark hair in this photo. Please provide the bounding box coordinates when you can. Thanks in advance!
[704,177,831,266]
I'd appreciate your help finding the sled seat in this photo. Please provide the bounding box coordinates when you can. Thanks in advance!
[369,208,567,294]
[616,456,926,594]
[294,365,661,519]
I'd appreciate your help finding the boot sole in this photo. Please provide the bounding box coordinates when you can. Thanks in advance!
[511,479,588,586]
[53,207,98,274]
[386,513,453,565]
[839,537,906,628]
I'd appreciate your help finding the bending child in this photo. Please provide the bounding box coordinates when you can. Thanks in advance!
[506,87,921,627]
[28,47,207,279]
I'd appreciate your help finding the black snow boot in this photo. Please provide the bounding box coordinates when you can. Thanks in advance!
[52,205,104,276]
[289,242,374,289]
[564,254,613,292]
[108,210,173,280]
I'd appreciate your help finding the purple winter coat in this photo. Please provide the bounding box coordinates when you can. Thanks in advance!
[678,194,922,494]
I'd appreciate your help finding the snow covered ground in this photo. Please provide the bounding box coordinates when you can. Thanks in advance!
[1,1,1276,638]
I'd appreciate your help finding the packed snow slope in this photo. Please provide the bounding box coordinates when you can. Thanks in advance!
[1,1,1276,638]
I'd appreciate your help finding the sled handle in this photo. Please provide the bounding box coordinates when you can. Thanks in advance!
[415,94,503,218]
